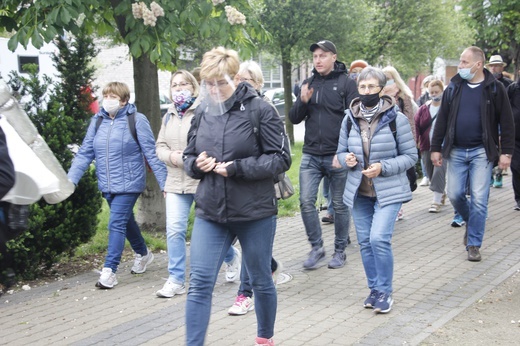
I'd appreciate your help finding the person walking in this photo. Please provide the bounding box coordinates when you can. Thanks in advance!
[414,79,447,213]
[68,82,167,288]
[337,66,417,314]
[155,70,241,298]
[183,47,291,346]
[507,80,520,210]
[289,40,358,270]
[431,46,514,262]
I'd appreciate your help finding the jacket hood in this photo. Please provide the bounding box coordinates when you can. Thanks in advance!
[311,60,348,79]
[451,68,497,87]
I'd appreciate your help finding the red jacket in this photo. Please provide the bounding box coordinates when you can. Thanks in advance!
[414,102,435,152]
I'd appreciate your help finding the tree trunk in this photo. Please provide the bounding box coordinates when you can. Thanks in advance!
[132,54,166,231]
[281,46,295,145]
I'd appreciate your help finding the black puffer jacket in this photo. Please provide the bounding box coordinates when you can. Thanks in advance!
[289,61,359,156]
[183,83,291,223]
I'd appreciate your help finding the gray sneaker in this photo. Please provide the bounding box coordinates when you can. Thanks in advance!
[303,246,325,269]
[328,251,346,269]
[467,246,481,262]
[131,248,154,274]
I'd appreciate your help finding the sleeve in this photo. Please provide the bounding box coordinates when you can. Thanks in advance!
[233,101,292,180]
[380,114,418,177]
[430,85,452,153]
[496,82,515,155]
[288,77,311,125]
[336,112,351,168]
[135,113,167,191]
[67,116,98,185]
[344,78,360,109]
[183,111,206,180]
[0,125,15,200]
[155,114,175,167]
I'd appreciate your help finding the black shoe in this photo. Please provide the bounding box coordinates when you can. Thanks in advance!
[467,246,481,262]
[321,214,334,223]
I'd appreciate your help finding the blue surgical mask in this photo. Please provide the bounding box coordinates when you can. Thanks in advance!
[432,95,442,102]
[458,62,477,80]
[349,73,358,80]
[385,79,395,86]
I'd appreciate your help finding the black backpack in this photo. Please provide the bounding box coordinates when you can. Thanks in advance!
[346,114,417,192]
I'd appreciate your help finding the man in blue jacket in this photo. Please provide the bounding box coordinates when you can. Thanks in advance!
[289,40,358,269]
[431,46,514,262]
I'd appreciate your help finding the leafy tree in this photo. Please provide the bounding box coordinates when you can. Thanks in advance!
[1,0,269,229]
[259,0,357,144]
[461,0,520,79]
[1,32,102,281]
[360,0,473,78]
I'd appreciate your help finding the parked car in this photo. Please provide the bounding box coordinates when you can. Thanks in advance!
[263,88,296,122]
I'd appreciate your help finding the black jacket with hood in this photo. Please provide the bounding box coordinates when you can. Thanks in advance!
[289,61,359,156]
[183,83,291,223]
[430,69,514,163]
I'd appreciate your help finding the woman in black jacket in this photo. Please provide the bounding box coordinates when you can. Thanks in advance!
[183,47,291,346]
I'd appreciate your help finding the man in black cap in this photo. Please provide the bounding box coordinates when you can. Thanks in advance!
[289,40,358,270]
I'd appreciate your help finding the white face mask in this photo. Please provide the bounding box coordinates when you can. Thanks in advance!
[102,99,121,115]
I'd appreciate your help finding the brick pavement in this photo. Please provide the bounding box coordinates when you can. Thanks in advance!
[1,175,520,345]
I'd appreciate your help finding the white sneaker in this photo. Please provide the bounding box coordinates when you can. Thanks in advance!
[156,280,186,298]
[131,248,154,274]
[272,259,283,285]
[228,294,254,315]
[419,177,430,186]
[225,246,241,282]
[96,267,118,289]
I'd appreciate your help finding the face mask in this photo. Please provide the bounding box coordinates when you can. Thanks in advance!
[385,79,395,86]
[359,93,380,108]
[431,95,442,102]
[102,99,121,114]
[458,62,477,80]
[171,89,193,106]
[492,72,502,79]
[349,73,358,80]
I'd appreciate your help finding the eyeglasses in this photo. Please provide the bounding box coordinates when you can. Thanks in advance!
[358,84,382,92]
[239,78,255,83]
[171,82,191,88]
[205,80,230,88]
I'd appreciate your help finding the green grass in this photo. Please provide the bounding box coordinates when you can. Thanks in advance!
[74,142,303,256]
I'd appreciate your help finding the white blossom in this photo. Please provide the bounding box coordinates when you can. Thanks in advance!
[225,5,246,26]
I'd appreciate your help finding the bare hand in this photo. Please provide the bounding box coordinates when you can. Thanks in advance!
[332,155,341,168]
[345,152,358,168]
[361,163,382,178]
[196,151,216,172]
[498,154,511,170]
[213,161,233,177]
[431,152,443,167]
[300,83,314,104]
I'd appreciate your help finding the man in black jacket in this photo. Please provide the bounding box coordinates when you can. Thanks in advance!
[289,40,358,270]
[507,82,520,211]
[431,46,514,262]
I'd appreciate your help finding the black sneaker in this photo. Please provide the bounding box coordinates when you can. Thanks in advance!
[321,214,334,223]
[467,246,481,262]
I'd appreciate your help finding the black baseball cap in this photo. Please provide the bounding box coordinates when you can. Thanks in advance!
[310,40,337,54]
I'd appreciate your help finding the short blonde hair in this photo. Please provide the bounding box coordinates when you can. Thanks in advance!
[428,79,444,91]
[200,47,240,81]
[170,70,200,99]
[102,82,131,103]
[238,60,264,90]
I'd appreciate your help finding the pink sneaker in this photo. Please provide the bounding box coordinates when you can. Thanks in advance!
[255,337,275,346]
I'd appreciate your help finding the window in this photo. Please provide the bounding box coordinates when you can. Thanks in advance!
[18,56,39,74]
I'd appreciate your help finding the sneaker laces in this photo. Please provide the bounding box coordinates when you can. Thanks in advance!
[233,294,247,306]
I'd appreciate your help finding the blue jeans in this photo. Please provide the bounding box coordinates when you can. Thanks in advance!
[447,146,493,248]
[322,176,334,216]
[165,193,235,285]
[103,193,147,273]
[238,257,277,298]
[186,215,277,345]
[299,153,350,251]
[352,195,401,294]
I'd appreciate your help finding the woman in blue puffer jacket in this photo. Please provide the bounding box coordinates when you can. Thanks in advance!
[337,67,417,315]
[68,82,166,289]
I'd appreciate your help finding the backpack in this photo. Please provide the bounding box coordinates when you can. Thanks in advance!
[346,114,417,192]
[193,97,294,199]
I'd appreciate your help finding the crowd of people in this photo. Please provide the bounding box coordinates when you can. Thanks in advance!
[2,40,513,346]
